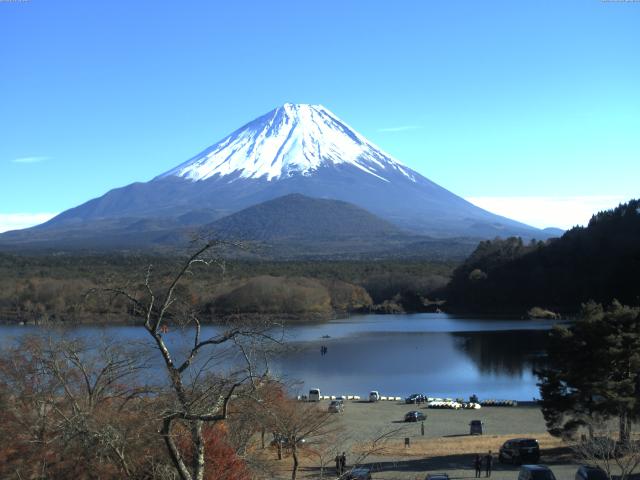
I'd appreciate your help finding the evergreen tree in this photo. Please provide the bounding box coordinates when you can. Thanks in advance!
[445,198,640,314]
[537,301,640,441]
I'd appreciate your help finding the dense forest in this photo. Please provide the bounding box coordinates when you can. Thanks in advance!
[444,199,640,315]
[0,253,453,323]
[3,199,638,323]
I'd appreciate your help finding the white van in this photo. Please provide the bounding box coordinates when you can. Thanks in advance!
[369,390,380,402]
[308,388,321,402]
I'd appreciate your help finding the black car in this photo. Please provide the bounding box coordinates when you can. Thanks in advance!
[469,420,483,435]
[404,411,426,422]
[406,393,427,404]
[517,465,556,480]
[499,438,540,464]
[575,465,609,480]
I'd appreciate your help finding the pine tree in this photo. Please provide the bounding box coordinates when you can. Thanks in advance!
[537,301,640,441]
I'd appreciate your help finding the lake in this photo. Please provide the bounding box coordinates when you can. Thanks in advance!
[0,313,560,400]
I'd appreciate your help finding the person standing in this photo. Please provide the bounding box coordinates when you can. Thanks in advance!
[340,452,347,474]
[484,450,493,477]
[335,453,341,475]
[421,421,425,436]
[474,454,483,478]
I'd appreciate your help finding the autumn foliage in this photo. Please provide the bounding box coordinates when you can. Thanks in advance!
[173,423,252,480]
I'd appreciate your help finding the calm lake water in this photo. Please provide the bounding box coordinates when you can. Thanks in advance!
[0,313,560,400]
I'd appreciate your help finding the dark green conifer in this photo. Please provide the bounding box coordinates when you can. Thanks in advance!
[537,301,640,441]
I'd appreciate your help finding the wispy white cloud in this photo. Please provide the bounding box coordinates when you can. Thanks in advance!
[12,156,50,164]
[377,125,422,133]
[465,195,630,230]
[0,213,58,233]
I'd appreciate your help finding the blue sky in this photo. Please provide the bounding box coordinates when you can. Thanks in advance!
[1,0,638,231]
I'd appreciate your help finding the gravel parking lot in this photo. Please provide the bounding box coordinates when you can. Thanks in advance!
[296,399,580,480]
[332,400,548,443]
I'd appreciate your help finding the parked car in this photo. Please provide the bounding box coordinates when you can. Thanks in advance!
[469,420,483,435]
[517,465,556,480]
[404,410,426,422]
[425,473,449,480]
[499,438,540,464]
[406,393,427,404]
[575,465,609,480]
[328,399,344,413]
[342,468,372,480]
[369,390,380,402]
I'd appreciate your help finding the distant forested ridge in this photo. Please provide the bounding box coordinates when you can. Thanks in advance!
[0,254,452,324]
[444,199,640,315]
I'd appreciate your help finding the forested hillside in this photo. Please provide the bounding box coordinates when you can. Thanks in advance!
[0,254,452,323]
[444,199,640,314]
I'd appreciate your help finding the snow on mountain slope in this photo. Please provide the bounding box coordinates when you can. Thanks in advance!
[157,103,417,183]
[0,102,556,251]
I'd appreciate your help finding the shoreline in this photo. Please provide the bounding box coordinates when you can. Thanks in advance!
[0,310,354,327]
[0,309,572,326]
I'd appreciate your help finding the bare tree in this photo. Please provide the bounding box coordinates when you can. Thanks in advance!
[306,427,349,480]
[95,241,279,480]
[573,422,640,480]
[301,424,408,480]
[346,426,408,476]
[258,394,338,480]
[0,335,154,479]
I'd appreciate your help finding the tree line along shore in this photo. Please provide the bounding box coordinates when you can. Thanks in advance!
[2,199,640,324]
[0,255,452,324]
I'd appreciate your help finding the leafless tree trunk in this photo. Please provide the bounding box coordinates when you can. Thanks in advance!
[291,442,300,480]
[258,395,338,480]
[96,241,279,480]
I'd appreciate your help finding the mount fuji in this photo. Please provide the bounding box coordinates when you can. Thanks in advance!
[158,103,418,184]
[1,103,553,253]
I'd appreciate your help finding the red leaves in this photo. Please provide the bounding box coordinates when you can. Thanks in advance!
[202,424,251,480]
[174,422,252,480]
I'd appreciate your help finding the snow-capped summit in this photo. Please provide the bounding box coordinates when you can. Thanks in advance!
[0,102,556,251]
[158,103,416,183]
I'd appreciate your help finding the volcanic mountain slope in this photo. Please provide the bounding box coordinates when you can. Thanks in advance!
[207,193,403,241]
[0,193,479,259]
[201,194,479,259]
[0,103,554,252]
[192,194,429,258]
